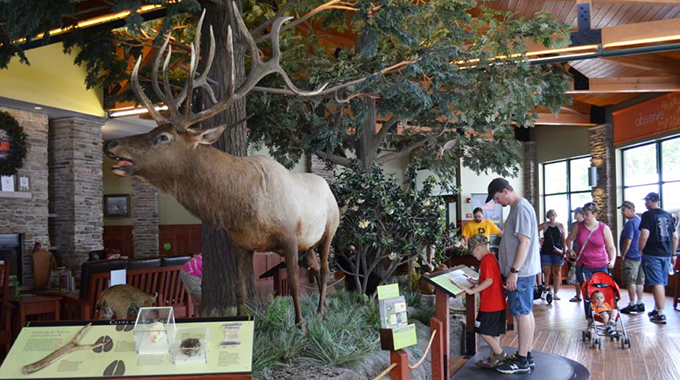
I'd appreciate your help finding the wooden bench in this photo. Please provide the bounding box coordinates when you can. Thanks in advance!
[59,265,192,320]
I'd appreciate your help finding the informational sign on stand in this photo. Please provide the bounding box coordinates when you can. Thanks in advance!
[0,317,253,379]
[423,265,478,297]
[377,284,417,351]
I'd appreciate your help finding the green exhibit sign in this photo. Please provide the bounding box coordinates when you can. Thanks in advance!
[392,324,417,350]
[377,283,400,300]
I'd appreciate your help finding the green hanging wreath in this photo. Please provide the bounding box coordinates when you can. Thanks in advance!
[0,111,28,176]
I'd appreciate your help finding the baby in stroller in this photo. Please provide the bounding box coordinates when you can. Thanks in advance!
[591,290,619,335]
[581,272,631,349]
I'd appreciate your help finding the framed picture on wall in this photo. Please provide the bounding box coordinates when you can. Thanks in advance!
[471,193,503,229]
[104,194,130,217]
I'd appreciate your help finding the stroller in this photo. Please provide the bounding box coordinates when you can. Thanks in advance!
[534,272,553,304]
[580,271,631,349]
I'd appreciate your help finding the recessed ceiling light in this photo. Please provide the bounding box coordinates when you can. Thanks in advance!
[34,106,42,110]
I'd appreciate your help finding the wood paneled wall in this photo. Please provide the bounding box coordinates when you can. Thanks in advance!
[103,226,134,258]
[103,224,310,295]
[158,224,202,256]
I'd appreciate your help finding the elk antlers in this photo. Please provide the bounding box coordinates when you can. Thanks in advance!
[131,3,327,132]
[21,323,111,374]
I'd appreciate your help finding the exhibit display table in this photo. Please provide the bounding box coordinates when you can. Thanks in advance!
[0,317,253,379]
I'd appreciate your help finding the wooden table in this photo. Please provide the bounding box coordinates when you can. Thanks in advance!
[9,294,61,339]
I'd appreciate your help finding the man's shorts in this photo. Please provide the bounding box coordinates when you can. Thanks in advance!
[540,254,565,266]
[507,275,535,317]
[180,271,202,295]
[621,259,644,286]
[475,309,507,337]
[643,255,671,286]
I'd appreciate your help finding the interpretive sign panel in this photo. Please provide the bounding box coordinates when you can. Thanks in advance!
[0,317,253,379]
[424,265,478,297]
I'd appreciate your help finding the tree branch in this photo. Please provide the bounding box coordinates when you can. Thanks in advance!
[251,0,300,38]
[316,150,352,167]
[375,115,399,144]
[376,138,428,164]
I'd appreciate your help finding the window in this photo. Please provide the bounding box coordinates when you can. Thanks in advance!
[622,136,680,212]
[542,156,592,226]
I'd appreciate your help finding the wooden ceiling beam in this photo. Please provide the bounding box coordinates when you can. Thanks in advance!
[599,55,680,76]
[561,99,592,114]
[557,0,680,4]
[567,76,680,93]
[602,18,680,46]
[535,113,595,126]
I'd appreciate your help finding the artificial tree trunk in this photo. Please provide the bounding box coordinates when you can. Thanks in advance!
[357,97,379,170]
[199,0,254,315]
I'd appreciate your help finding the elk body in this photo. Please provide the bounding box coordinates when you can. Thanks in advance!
[105,5,339,328]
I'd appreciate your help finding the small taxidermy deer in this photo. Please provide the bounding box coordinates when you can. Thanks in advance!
[104,4,339,329]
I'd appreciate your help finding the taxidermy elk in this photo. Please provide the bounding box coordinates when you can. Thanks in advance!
[104,6,339,329]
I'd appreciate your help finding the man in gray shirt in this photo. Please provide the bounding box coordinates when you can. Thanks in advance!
[486,178,540,374]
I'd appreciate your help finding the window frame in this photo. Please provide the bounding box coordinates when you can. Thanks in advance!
[621,135,680,210]
[542,155,592,226]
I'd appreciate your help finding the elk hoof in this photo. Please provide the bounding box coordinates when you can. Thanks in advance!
[297,320,308,334]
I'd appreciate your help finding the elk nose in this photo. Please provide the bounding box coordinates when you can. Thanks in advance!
[106,140,118,150]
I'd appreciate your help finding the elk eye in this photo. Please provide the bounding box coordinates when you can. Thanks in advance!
[154,134,170,145]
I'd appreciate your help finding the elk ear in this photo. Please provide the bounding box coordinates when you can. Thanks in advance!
[196,125,226,146]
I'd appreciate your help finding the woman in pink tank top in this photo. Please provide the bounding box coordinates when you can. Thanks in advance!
[565,202,617,295]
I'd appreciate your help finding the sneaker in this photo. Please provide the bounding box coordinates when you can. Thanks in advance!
[540,292,546,301]
[553,295,561,301]
[620,304,636,314]
[475,351,508,369]
[527,352,535,369]
[636,303,645,312]
[569,296,582,302]
[648,309,658,318]
[496,355,531,374]
[650,314,667,324]
[606,326,615,335]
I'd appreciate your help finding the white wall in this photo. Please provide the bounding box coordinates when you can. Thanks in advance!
[459,165,523,222]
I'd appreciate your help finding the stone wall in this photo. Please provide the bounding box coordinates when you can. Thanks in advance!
[49,117,104,277]
[522,141,538,210]
[131,177,159,257]
[307,155,333,182]
[0,107,50,287]
[589,124,616,228]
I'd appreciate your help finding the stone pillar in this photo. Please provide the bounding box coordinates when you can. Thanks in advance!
[589,124,616,228]
[49,117,104,278]
[522,141,538,210]
[131,177,159,257]
[307,154,333,182]
[0,107,50,287]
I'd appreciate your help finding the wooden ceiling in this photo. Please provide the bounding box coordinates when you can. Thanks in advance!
[489,0,680,125]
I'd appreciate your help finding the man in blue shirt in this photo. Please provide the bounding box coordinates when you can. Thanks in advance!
[617,201,643,314]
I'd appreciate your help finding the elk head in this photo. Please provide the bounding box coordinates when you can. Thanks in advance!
[105,3,326,177]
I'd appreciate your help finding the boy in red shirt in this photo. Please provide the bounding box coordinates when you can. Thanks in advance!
[461,234,508,368]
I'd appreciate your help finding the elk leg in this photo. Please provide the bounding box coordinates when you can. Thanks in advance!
[317,234,332,316]
[283,240,305,331]
[235,248,252,316]
[304,250,321,288]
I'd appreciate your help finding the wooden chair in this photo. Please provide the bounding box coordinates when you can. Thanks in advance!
[0,262,11,354]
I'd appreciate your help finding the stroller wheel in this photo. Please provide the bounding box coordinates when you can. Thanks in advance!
[621,339,626,349]
[546,293,553,304]
[598,339,602,349]
[626,338,631,349]
[581,331,587,342]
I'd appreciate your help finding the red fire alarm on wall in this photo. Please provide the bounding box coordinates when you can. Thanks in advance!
[466,213,472,218]
[466,197,471,203]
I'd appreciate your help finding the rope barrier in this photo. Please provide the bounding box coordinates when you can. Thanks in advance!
[371,363,398,380]
[370,329,438,380]
[409,329,437,369]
